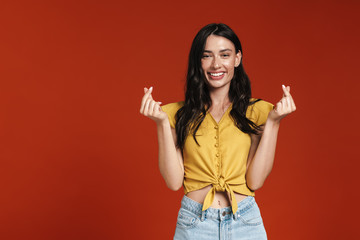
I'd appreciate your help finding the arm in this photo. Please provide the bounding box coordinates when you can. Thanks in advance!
[245,85,296,191]
[245,121,280,191]
[140,86,184,191]
[157,121,184,191]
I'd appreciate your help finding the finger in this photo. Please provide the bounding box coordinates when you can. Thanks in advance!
[284,92,294,110]
[154,101,162,113]
[140,86,153,113]
[281,98,288,109]
[149,100,156,115]
[140,95,149,114]
[156,102,162,112]
[287,91,294,101]
[153,101,160,114]
[144,86,152,94]
[289,97,296,111]
[152,101,161,114]
[286,97,291,112]
[143,98,152,116]
[285,86,292,102]
[140,91,149,114]
[141,87,147,109]
[282,85,286,98]
[282,84,290,98]
[147,87,154,100]
[275,101,282,113]
[284,87,295,110]
[143,87,154,101]
[141,87,151,113]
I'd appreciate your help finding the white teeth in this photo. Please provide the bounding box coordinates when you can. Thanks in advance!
[210,72,224,77]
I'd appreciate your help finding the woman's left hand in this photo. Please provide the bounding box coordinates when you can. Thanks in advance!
[268,85,296,123]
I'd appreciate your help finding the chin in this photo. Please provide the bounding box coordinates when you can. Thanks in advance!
[206,80,231,89]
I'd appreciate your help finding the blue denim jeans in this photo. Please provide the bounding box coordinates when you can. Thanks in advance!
[174,195,267,240]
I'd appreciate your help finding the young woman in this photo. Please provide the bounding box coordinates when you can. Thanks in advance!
[140,23,296,240]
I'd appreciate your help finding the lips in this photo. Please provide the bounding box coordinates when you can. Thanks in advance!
[210,72,224,77]
[208,71,225,80]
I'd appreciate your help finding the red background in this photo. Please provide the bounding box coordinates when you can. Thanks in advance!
[0,0,359,239]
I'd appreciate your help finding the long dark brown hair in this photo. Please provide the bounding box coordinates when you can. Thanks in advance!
[175,23,263,152]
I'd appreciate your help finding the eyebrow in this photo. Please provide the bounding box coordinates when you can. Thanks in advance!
[203,49,233,53]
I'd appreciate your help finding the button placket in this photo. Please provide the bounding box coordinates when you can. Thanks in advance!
[214,124,220,174]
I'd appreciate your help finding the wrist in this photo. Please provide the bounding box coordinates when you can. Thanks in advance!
[265,118,281,128]
[156,118,170,128]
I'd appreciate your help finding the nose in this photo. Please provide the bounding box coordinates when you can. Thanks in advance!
[212,56,221,69]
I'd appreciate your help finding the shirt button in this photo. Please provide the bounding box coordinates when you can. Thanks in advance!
[214,136,218,139]
[216,153,220,157]
[214,126,218,129]
[215,143,219,147]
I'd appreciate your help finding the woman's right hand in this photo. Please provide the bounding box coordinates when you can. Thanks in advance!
[140,86,168,125]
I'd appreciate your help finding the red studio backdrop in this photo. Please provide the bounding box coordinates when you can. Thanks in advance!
[0,0,359,239]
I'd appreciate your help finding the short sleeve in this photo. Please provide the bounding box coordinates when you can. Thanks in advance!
[247,98,274,126]
[253,99,275,126]
[160,101,184,128]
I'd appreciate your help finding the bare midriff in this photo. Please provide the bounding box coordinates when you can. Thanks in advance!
[185,185,248,208]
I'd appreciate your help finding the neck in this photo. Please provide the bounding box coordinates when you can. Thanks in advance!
[208,86,231,107]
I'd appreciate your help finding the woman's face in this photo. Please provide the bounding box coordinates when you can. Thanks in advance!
[201,35,241,91]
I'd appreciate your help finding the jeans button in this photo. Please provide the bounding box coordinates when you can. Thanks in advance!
[222,211,226,216]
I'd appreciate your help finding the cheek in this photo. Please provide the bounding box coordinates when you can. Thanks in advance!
[201,62,209,80]
[201,60,210,69]
[201,61,212,75]
[223,61,235,74]
[223,59,236,69]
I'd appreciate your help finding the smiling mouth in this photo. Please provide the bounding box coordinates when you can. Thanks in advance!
[208,72,226,80]
[209,72,224,77]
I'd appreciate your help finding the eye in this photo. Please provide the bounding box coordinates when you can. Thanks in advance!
[221,54,230,57]
[202,54,210,59]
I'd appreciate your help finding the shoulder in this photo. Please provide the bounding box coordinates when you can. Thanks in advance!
[160,101,185,112]
[160,101,185,128]
[249,98,274,111]
[248,98,275,125]
[161,101,184,110]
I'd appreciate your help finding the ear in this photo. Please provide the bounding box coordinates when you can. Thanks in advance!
[235,50,242,67]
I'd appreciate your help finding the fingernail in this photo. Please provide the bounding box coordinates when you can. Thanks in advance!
[149,86,153,91]
[282,84,285,89]
[158,101,162,105]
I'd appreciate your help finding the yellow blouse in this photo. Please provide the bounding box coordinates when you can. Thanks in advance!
[160,98,274,214]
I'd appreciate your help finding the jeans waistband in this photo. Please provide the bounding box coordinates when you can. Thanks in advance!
[180,195,256,221]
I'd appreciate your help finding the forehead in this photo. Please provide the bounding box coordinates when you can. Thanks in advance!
[204,35,235,51]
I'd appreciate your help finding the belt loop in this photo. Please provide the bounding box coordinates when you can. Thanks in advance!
[233,210,239,221]
[200,210,206,222]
